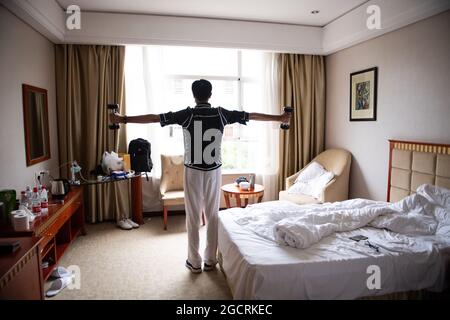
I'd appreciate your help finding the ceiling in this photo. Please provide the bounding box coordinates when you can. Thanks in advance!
[56,0,369,26]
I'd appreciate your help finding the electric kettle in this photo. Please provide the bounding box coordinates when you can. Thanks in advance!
[51,179,70,199]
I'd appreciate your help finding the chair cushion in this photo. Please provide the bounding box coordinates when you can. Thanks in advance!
[160,154,184,193]
[162,191,185,206]
[279,190,321,205]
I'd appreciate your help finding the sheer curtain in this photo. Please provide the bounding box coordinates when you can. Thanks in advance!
[261,53,281,200]
[125,46,280,210]
[245,52,280,201]
[125,46,169,211]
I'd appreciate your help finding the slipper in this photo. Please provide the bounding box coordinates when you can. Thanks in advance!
[125,218,139,228]
[117,219,133,230]
[46,276,72,297]
[50,266,71,278]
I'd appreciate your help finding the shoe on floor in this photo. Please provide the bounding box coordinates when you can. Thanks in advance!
[185,260,202,274]
[46,276,72,297]
[117,219,133,230]
[125,218,139,228]
[203,262,216,272]
[51,266,71,278]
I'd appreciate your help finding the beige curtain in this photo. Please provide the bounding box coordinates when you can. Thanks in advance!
[277,54,326,192]
[55,44,131,223]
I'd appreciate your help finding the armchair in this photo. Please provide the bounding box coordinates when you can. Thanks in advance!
[279,149,351,205]
[160,155,206,230]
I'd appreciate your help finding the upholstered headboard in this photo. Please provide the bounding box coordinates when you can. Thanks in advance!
[387,140,450,202]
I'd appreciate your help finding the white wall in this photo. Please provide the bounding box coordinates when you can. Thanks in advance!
[0,5,59,194]
[323,0,450,54]
[326,10,450,201]
[64,11,323,54]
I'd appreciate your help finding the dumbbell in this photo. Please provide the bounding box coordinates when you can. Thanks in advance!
[108,103,120,130]
[280,106,294,130]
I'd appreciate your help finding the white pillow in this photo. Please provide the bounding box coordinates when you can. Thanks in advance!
[294,162,327,183]
[288,163,334,199]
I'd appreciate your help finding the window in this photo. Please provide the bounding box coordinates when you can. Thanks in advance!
[125,45,266,172]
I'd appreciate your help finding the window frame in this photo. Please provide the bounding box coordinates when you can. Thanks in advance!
[142,48,260,171]
[164,50,249,144]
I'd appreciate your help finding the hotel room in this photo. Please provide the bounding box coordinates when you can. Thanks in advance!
[0,0,449,303]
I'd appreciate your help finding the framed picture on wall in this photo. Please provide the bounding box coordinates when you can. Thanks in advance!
[350,67,378,121]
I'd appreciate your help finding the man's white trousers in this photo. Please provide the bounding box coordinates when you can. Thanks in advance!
[184,166,222,267]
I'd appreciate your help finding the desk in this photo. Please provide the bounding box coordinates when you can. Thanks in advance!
[221,184,264,208]
[0,237,44,300]
[79,174,143,225]
[0,187,85,281]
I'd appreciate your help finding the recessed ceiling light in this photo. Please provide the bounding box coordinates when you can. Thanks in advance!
[311,10,320,15]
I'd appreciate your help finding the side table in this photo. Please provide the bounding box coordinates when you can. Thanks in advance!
[221,184,264,208]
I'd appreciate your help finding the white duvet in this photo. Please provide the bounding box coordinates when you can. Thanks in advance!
[232,184,450,249]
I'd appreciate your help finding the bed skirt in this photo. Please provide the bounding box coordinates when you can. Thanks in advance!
[218,251,449,300]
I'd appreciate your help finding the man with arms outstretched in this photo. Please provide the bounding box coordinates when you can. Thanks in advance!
[110,79,291,273]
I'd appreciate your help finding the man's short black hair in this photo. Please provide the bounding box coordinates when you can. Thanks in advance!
[192,79,212,101]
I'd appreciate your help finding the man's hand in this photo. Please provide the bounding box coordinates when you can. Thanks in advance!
[109,112,125,124]
[280,111,292,124]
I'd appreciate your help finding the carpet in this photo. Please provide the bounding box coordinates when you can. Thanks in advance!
[46,215,232,300]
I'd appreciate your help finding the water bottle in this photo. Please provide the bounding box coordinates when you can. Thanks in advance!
[25,186,33,208]
[20,191,29,209]
[40,186,49,210]
[31,187,41,215]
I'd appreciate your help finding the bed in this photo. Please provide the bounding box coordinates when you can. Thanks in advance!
[217,140,450,299]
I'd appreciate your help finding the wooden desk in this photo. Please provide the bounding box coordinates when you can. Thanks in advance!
[0,237,44,300]
[0,187,85,281]
[221,184,264,208]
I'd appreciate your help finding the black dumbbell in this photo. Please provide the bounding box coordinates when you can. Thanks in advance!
[280,106,294,130]
[108,103,120,130]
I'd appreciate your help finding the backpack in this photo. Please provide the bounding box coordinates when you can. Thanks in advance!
[128,139,153,177]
